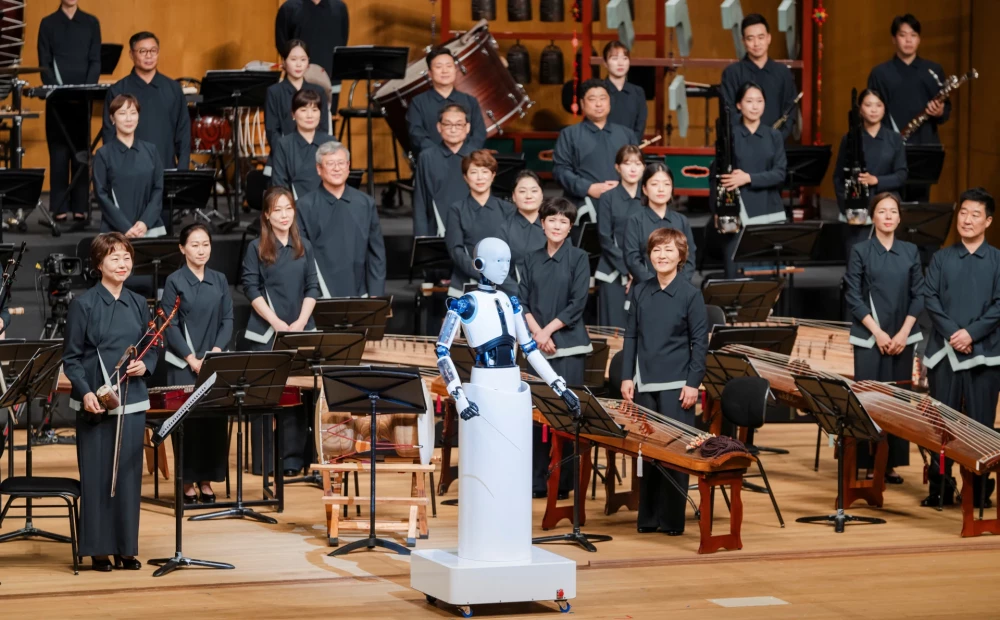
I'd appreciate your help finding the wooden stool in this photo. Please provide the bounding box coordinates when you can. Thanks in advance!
[315,461,435,548]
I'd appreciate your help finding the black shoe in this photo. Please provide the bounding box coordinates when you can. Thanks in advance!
[92,557,113,572]
[920,494,955,507]
[113,555,142,570]
[183,493,199,504]
[637,526,658,533]
[532,490,547,499]
[283,469,300,477]
[885,472,904,485]
[557,491,570,500]
[663,530,684,536]
[199,491,216,504]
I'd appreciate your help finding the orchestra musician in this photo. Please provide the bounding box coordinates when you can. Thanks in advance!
[37,0,102,229]
[594,146,647,328]
[295,141,386,298]
[92,94,165,239]
[843,192,923,484]
[603,41,647,139]
[444,150,515,298]
[620,227,708,535]
[922,188,1000,508]
[519,197,592,498]
[269,89,336,200]
[102,32,191,170]
[241,187,319,476]
[63,233,158,572]
[265,39,331,147]
[160,223,234,504]
[406,48,487,158]
[719,81,788,278]
[720,14,798,140]
[623,162,697,284]
[500,170,546,296]
[552,79,636,223]
[412,103,476,238]
[275,0,349,94]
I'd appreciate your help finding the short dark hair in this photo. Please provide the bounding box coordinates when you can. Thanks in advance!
[109,94,140,116]
[602,40,630,62]
[736,81,766,103]
[462,149,498,176]
[282,38,309,60]
[640,161,675,206]
[857,88,885,107]
[578,78,609,100]
[959,187,995,218]
[291,88,322,112]
[615,144,643,166]
[891,14,921,36]
[90,232,134,273]
[179,223,212,246]
[539,197,577,223]
[513,169,541,189]
[129,31,159,50]
[438,103,470,123]
[741,13,770,35]
[869,191,901,216]
[426,47,455,69]
[646,227,689,267]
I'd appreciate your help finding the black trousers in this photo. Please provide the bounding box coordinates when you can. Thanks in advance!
[76,412,145,557]
[167,366,229,483]
[46,99,91,217]
[532,355,585,495]
[635,388,693,532]
[927,363,1000,500]
[597,278,627,328]
[853,344,912,469]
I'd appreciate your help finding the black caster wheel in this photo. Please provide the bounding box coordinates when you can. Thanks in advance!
[557,600,571,613]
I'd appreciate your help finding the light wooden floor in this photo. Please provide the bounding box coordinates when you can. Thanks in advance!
[2,424,999,618]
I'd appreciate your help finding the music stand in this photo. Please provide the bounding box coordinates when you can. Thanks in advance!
[312,297,392,341]
[147,372,235,577]
[100,44,124,75]
[0,339,71,448]
[897,202,955,265]
[529,382,626,552]
[733,223,822,315]
[904,145,945,192]
[271,331,366,485]
[0,169,43,243]
[129,238,184,300]
[329,47,409,197]
[0,344,65,544]
[492,153,527,199]
[575,222,602,274]
[782,145,833,209]
[163,170,216,235]
[187,351,295,524]
[708,326,797,356]
[320,365,426,556]
[792,374,886,533]
[409,237,451,283]
[703,350,760,402]
[200,70,281,221]
[701,278,784,323]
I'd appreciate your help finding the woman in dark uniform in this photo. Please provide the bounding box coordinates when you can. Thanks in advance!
[93,94,165,239]
[241,187,319,476]
[623,162,697,284]
[265,39,330,147]
[620,227,708,535]
[160,223,234,503]
[596,144,644,327]
[269,89,335,200]
[844,192,923,483]
[719,81,787,278]
[500,170,546,295]
[520,197,593,498]
[63,232,158,572]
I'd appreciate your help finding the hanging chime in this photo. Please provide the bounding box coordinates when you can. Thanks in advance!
[539,41,565,85]
[472,0,496,20]
[506,41,531,84]
[540,0,564,22]
[571,0,600,22]
[508,0,532,21]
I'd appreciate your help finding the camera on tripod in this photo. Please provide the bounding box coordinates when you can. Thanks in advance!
[40,253,83,339]
[42,254,83,278]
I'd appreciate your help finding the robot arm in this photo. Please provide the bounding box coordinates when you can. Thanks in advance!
[511,297,581,411]
[436,297,480,421]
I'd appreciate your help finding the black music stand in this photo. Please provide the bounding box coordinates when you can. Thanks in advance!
[321,365,425,556]
[792,374,886,533]
[701,278,784,323]
[575,222,602,274]
[703,350,761,402]
[782,145,833,209]
[0,169,44,243]
[147,372,235,577]
[329,47,409,197]
[409,237,451,283]
[0,344,64,544]
[129,238,184,298]
[100,44,124,75]
[708,326,797,356]
[733,223,822,314]
[492,153,528,199]
[904,145,945,194]
[529,382,626,552]
[0,339,71,448]
[312,297,392,341]
[187,351,294,524]
[271,331,367,486]
[163,170,215,235]
[897,202,955,265]
[200,71,281,221]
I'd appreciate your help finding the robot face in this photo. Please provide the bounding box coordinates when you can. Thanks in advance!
[473,237,511,285]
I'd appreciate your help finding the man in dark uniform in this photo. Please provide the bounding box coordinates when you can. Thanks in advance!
[296,141,386,299]
[37,0,101,228]
[922,188,1000,508]
[406,48,487,158]
[412,104,475,238]
[102,32,191,170]
[552,79,636,223]
[603,40,647,139]
[275,0,349,94]
[720,13,798,140]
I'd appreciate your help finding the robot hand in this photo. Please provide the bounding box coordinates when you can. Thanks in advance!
[460,401,481,421]
[560,388,580,414]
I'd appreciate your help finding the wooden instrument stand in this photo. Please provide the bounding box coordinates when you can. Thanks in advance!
[960,468,1000,537]
[839,436,888,509]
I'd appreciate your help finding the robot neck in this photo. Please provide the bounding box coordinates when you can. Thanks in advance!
[478,275,498,291]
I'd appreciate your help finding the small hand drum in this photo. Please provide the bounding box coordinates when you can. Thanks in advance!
[96,384,121,412]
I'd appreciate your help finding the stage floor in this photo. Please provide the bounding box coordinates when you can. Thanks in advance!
[2,423,997,618]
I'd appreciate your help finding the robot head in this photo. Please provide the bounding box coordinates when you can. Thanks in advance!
[473,237,511,287]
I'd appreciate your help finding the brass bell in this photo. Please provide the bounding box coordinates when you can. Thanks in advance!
[539,41,565,85]
[506,41,531,85]
[508,0,532,21]
[472,0,496,20]
[540,0,564,22]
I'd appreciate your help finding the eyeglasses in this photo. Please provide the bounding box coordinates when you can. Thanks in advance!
[439,122,467,130]
[134,48,159,57]
[323,160,349,170]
